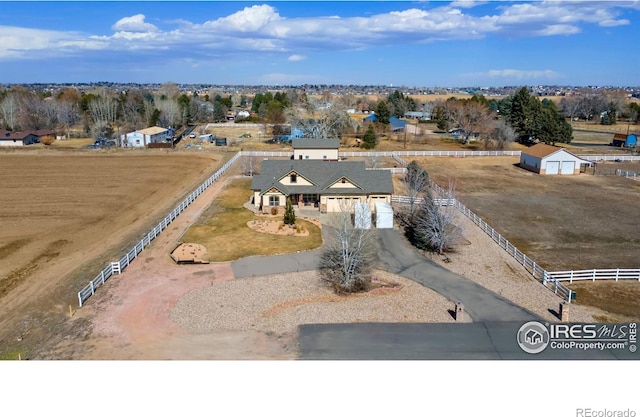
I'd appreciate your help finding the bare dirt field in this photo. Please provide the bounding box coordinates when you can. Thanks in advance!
[414,156,640,271]
[0,148,229,359]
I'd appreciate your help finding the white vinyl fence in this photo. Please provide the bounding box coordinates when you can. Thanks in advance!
[77,153,240,307]
[409,181,576,302]
[546,269,640,283]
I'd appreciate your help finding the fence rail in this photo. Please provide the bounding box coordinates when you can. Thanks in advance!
[546,269,640,283]
[391,195,455,206]
[580,155,640,162]
[77,153,240,307]
[401,182,576,303]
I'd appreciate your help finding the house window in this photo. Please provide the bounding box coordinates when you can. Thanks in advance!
[323,155,327,159]
[269,196,280,206]
[305,155,309,159]
[290,174,297,183]
[341,178,346,184]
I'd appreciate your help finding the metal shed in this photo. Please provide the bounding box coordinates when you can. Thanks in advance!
[375,202,394,229]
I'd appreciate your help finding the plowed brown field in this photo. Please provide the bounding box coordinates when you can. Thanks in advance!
[0,148,228,359]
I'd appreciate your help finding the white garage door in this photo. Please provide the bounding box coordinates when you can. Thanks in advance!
[326,197,359,212]
[561,161,574,175]
[546,161,559,175]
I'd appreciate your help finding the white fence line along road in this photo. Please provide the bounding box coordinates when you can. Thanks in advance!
[546,269,640,283]
[77,153,241,307]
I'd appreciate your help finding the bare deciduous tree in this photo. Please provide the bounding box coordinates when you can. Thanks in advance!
[412,181,462,256]
[400,160,429,223]
[88,90,118,126]
[55,100,80,139]
[156,99,180,128]
[0,93,19,130]
[319,203,379,294]
[488,118,516,150]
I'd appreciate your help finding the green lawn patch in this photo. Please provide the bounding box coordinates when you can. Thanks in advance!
[180,178,323,261]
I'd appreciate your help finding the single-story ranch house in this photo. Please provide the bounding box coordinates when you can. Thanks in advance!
[292,138,340,160]
[0,129,56,146]
[120,126,172,148]
[519,143,591,175]
[251,159,393,213]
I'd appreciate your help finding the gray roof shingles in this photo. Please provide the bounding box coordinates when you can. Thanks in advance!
[252,160,393,196]
[291,138,340,149]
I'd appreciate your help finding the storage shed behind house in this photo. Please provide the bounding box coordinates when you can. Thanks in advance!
[375,202,394,229]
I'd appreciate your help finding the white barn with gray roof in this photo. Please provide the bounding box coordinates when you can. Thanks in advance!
[292,138,340,160]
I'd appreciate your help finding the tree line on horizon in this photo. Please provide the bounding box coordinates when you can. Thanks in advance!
[0,83,636,147]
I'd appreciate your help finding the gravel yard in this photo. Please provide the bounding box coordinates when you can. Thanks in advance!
[427,212,603,323]
[171,269,456,337]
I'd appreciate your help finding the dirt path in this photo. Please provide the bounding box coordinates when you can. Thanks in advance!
[61,175,296,359]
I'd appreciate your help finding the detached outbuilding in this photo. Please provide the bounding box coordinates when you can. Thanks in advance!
[520,144,590,175]
[611,133,637,148]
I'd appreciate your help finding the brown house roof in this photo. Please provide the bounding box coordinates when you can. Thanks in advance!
[521,143,564,159]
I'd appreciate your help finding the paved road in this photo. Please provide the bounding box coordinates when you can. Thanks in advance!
[298,322,638,360]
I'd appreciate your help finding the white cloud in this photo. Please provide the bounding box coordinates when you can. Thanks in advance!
[0,2,634,62]
[202,5,282,32]
[112,14,158,32]
[448,1,488,9]
[600,19,630,27]
[288,54,306,62]
[0,26,102,59]
[534,24,580,36]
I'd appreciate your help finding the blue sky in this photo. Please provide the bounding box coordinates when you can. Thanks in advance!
[1,1,639,87]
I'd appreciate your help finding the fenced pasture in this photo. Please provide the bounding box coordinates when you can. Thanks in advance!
[411,156,640,271]
[0,150,227,341]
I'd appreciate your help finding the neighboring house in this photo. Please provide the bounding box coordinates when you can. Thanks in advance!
[0,130,42,146]
[520,143,591,175]
[404,111,431,120]
[363,114,406,132]
[611,133,638,148]
[120,126,172,147]
[449,128,478,142]
[292,138,340,161]
[251,159,393,213]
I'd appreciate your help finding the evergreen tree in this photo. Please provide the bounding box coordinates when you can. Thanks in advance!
[375,100,390,125]
[283,197,296,225]
[509,87,540,137]
[361,124,377,149]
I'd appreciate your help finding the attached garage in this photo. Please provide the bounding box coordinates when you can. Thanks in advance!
[324,196,360,213]
[520,143,590,176]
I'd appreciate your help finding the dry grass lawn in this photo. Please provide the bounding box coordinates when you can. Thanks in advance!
[180,178,323,261]
[568,281,640,321]
[413,156,640,271]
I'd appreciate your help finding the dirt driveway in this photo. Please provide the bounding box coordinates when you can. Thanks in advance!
[67,175,297,359]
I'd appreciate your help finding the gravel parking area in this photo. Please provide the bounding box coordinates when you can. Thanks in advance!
[171,269,456,337]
